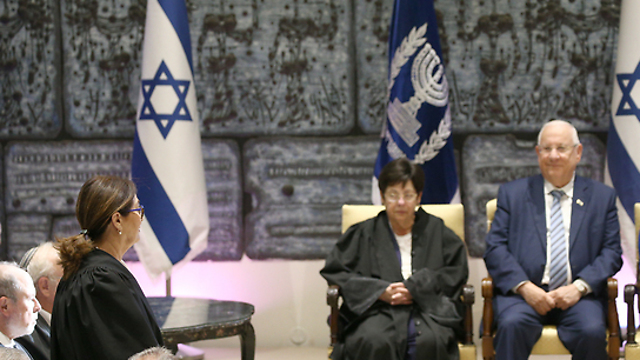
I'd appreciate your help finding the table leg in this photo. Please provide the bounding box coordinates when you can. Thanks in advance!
[240,322,256,360]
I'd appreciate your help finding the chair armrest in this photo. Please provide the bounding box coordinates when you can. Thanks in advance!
[625,284,637,345]
[327,285,340,346]
[461,284,475,345]
[607,277,620,360]
[481,277,495,360]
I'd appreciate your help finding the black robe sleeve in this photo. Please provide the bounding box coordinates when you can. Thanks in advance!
[320,220,392,316]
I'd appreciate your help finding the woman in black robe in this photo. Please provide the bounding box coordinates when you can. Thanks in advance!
[321,158,469,360]
[51,175,163,360]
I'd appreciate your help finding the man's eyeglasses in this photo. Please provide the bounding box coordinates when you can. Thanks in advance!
[126,205,145,220]
[385,192,418,203]
[538,144,578,155]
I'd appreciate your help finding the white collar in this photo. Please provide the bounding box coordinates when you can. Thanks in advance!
[543,175,575,198]
[0,330,15,348]
[39,309,51,326]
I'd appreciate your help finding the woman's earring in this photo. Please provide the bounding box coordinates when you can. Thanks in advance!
[119,230,122,235]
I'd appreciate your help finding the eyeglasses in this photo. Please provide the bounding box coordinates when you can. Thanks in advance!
[538,144,578,155]
[126,205,145,220]
[385,192,418,203]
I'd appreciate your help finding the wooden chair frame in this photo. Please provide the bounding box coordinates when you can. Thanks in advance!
[623,203,640,352]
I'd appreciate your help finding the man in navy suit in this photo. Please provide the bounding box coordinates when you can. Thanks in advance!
[484,120,623,360]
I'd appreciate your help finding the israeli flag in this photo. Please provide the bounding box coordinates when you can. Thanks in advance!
[372,0,459,205]
[131,0,209,278]
[606,0,640,270]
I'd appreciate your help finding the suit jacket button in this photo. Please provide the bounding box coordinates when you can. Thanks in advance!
[415,320,421,326]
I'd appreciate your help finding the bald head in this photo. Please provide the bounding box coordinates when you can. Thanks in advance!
[0,263,28,302]
[0,262,40,339]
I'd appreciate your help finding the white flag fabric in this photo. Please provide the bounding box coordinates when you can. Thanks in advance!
[606,0,640,270]
[131,0,209,278]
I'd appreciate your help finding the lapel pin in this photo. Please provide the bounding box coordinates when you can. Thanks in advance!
[576,199,584,206]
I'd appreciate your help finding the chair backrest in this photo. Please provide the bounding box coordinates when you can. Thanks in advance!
[341,204,464,241]
[486,199,497,232]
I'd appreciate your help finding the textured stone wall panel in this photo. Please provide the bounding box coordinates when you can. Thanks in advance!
[63,0,354,137]
[6,140,243,261]
[194,139,243,260]
[354,0,393,133]
[0,0,62,139]
[356,0,619,134]
[462,134,605,257]
[61,0,145,137]
[244,137,379,259]
[5,141,132,261]
[6,214,51,262]
[52,215,82,240]
[5,141,132,214]
[194,0,354,136]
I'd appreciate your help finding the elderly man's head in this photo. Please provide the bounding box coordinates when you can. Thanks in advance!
[0,262,40,340]
[535,120,583,188]
[21,242,63,314]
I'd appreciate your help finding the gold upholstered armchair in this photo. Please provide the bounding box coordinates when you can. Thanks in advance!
[622,203,640,359]
[481,199,620,360]
[326,204,476,360]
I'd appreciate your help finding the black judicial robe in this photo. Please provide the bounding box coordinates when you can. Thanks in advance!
[320,208,469,360]
[50,249,163,360]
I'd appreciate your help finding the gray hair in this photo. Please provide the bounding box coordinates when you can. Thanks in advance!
[128,347,177,360]
[537,119,580,146]
[0,262,23,302]
[22,242,59,289]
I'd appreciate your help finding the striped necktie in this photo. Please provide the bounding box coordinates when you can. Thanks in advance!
[548,189,568,290]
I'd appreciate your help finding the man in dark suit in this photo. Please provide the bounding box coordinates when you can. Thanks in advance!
[16,242,63,360]
[484,120,623,360]
[0,262,41,360]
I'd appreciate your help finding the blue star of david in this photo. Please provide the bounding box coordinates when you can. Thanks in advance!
[139,61,192,139]
[616,61,640,121]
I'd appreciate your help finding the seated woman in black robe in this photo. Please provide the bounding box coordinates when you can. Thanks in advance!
[51,175,163,360]
[321,158,469,360]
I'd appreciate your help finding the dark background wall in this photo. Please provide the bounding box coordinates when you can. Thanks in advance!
[0,0,619,261]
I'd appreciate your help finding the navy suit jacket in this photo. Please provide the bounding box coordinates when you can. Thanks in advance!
[484,175,622,314]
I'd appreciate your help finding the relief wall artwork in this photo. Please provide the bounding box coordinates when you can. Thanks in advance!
[0,0,619,261]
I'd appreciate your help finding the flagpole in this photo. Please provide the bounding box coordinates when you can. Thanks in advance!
[166,273,172,297]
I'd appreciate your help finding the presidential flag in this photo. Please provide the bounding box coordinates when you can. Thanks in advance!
[131,0,209,278]
[372,0,459,205]
[606,0,640,271]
